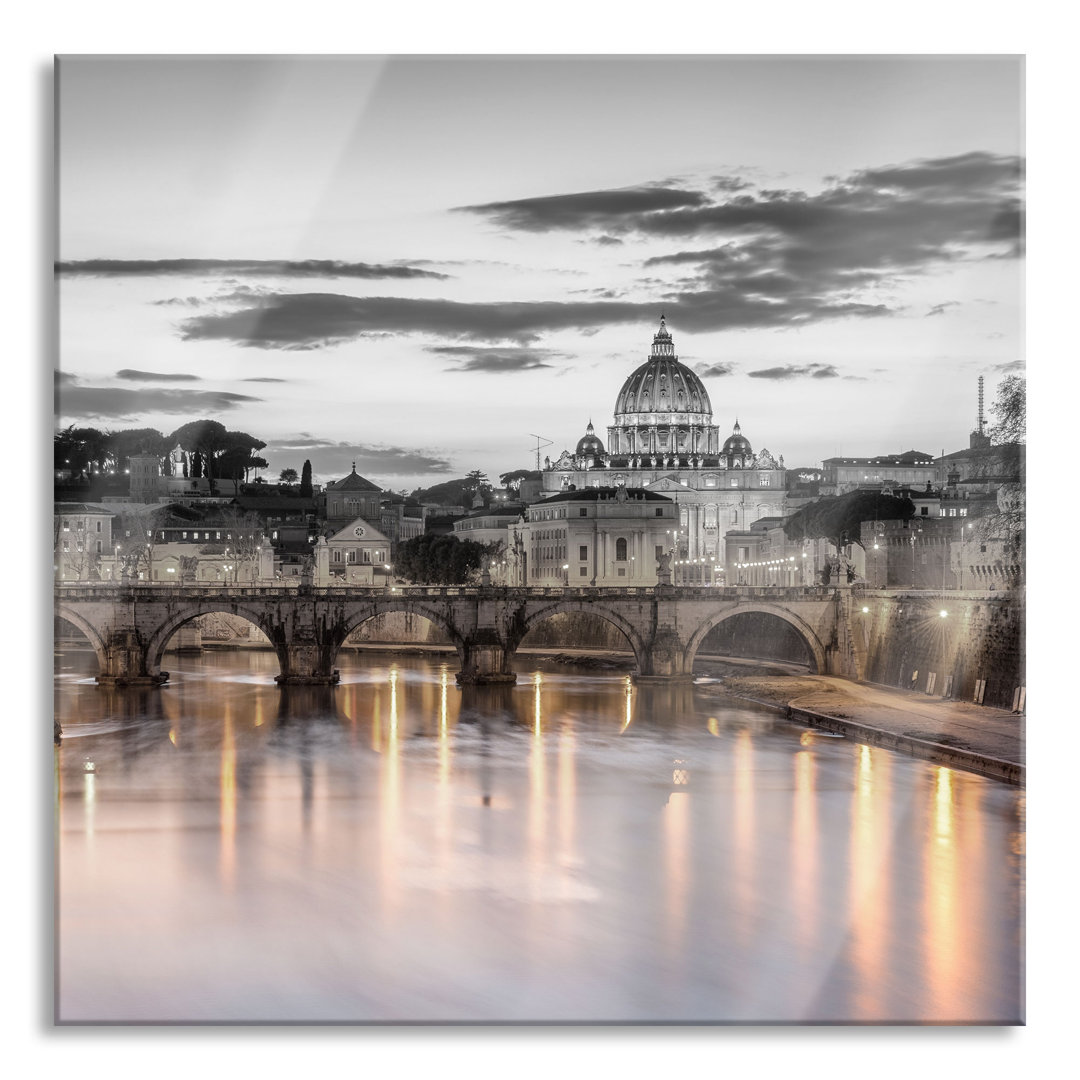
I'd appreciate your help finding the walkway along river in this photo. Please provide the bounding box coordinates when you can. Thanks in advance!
[54,647,1024,1024]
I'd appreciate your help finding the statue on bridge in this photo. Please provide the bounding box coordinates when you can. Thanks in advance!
[656,551,672,586]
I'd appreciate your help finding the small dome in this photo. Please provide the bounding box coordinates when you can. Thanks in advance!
[722,420,752,463]
[576,420,605,457]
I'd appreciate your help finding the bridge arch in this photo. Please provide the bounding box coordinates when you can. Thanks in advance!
[511,600,651,673]
[55,604,110,673]
[684,602,827,675]
[332,599,468,669]
[144,601,284,677]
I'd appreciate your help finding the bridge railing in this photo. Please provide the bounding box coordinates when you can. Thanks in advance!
[55,582,843,602]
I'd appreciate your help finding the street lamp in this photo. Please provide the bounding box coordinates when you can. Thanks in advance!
[562,563,569,586]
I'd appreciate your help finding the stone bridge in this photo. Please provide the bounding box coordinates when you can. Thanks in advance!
[54,583,864,686]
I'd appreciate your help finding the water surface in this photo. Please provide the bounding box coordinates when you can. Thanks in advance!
[55,648,1024,1023]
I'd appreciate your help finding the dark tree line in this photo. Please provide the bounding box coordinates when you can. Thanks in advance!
[55,420,268,492]
[395,534,491,585]
[783,491,916,552]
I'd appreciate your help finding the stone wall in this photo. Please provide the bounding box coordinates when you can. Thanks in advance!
[858,590,1024,710]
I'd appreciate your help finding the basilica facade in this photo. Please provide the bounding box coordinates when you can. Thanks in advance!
[541,317,789,570]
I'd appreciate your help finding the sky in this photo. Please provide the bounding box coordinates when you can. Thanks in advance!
[55,55,1024,490]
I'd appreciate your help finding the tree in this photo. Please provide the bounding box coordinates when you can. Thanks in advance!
[990,374,1025,445]
[499,469,539,493]
[217,508,265,583]
[783,491,916,553]
[279,468,299,487]
[170,419,229,494]
[299,460,313,498]
[217,431,268,486]
[395,534,487,585]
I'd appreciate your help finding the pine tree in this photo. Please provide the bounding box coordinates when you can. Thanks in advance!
[300,459,313,498]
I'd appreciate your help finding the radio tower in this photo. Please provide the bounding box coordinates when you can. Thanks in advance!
[971,376,991,448]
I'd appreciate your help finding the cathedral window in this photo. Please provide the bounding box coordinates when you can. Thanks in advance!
[616,538,627,561]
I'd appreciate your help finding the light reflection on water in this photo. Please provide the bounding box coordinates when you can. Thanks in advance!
[55,648,1023,1024]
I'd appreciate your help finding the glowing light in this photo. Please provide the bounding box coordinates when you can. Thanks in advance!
[939,610,948,618]
[862,606,869,613]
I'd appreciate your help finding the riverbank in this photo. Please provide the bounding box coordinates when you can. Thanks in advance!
[696,657,1025,786]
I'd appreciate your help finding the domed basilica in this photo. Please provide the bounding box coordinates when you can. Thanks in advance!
[542,316,789,567]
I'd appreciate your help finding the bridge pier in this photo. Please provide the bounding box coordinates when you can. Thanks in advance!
[634,628,692,681]
[274,641,340,685]
[97,630,168,687]
[456,630,517,685]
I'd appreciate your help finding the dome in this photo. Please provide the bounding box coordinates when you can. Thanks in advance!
[613,316,713,421]
[721,420,751,456]
[722,419,753,466]
[576,420,605,457]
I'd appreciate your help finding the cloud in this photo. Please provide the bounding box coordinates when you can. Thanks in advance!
[116,368,201,382]
[264,436,452,478]
[992,359,1024,373]
[242,377,287,383]
[926,302,960,317]
[427,345,566,373]
[56,385,263,420]
[460,152,1022,327]
[56,258,449,281]
[176,291,891,350]
[694,361,737,377]
[748,364,841,380]
[455,185,709,232]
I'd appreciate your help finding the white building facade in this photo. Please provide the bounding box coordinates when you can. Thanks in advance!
[542,318,789,564]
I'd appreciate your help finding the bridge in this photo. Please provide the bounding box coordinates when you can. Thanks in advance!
[54,583,864,686]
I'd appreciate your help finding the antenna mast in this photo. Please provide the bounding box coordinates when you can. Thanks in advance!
[977,375,986,437]
[529,433,553,472]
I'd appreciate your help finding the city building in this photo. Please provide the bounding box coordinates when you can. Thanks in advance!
[819,450,939,496]
[512,485,677,587]
[322,515,393,584]
[54,503,115,581]
[321,464,382,527]
[452,503,527,584]
[542,317,789,562]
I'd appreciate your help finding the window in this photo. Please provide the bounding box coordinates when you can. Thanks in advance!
[579,545,588,561]
[333,550,342,563]
[655,545,663,561]
[579,507,588,517]
[616,538,627,561]
[730,478,739,487]
[920,507,928,516]
[216,532,221,540]
[948,508,957,517]
[759,475,770,486]
[182,531,188,539]
[96,541,101,554]
[363,550,371,564]
[655,508,663,517]
[62,539,69,551]
[618,567,626,576]
[959,508,968,517]
[96,521,101,532]
[579,567,588,576]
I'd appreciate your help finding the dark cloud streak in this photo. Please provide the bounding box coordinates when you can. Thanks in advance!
[57,258,449,281]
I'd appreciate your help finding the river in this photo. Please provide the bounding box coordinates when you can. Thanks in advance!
[54,647,1024,1024]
